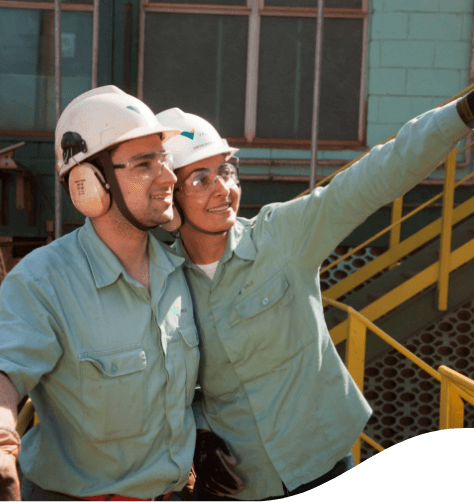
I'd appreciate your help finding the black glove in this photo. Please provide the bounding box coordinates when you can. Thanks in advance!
[457,89,474,128]
[193,431,243,497]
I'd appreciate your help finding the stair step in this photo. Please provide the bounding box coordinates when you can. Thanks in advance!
[367,293,381,302]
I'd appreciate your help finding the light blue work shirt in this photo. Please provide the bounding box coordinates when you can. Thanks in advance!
[0,218,199,498]
[172,101,470,500]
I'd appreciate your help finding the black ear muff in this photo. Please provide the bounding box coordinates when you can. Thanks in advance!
[68,163,111,218]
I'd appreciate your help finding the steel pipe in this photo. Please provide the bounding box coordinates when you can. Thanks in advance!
[309,0,325,192]
[92,0,99,88]
[54,0,62,239]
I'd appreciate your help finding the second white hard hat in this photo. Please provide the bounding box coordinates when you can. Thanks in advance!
[155,108,239,169]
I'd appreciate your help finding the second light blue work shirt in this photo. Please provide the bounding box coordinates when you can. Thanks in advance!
[173,100,471,500]
[0,218,199,498]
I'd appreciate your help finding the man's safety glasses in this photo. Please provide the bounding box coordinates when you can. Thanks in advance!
[112,151,174,179]
[175,158,240,195]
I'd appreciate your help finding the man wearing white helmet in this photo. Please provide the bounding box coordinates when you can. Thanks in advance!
[0,86,200,501]
[155,95,474,500]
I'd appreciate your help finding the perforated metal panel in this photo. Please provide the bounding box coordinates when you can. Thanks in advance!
[320,245,386,301]
[319,245,474,460]
[361,300,474,460]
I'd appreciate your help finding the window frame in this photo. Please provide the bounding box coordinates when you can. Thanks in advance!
[138,0,369,150]
[0,0,99,138]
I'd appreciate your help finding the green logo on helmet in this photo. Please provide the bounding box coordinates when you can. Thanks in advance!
[126,105,141,114]
[180,130,195,140]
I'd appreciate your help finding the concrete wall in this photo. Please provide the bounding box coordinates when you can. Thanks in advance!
[2,0,473,237]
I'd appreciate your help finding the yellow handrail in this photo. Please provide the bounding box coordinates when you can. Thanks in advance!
[16,398,34,437]
[323,189,474,303]
[321,158,474,276]
[438,149,457,310]
[323,296,474,462]
[329,234,474,345]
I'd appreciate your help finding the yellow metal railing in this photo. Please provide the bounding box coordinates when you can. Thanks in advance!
[16,398,38,437]
[323,296,474,464]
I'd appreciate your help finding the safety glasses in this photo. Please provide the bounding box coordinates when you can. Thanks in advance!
[175,158,240,195]
[112,151,174,180]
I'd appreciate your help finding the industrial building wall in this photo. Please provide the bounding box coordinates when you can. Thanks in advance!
[0,0,473,244]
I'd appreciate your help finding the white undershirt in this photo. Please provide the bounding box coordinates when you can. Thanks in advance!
[196,261,219,280]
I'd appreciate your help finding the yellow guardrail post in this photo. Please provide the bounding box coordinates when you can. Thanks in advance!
[16,398,34,437]
[437,148,457,311]
[439,367,465,429]
[345,309,366,465]
[389,197,403,270]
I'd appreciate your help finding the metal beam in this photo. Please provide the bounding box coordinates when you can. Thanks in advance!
[309,0,325,192]
[55,0,62,239]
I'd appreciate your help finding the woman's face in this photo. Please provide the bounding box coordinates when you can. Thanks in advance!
[174,154,241,235]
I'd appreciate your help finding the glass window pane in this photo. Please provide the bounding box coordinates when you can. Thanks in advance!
[0,8,93,132]
[148,0,247,5]
[264,0,362,8]
[256,17,363,141]
[143,13,248,138]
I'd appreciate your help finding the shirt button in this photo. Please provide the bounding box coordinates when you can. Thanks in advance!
[262,297,269,306]
[111,364,118,373]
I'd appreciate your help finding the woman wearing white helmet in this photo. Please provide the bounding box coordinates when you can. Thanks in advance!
[156,97,474,500]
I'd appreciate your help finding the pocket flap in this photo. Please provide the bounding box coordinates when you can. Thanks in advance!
[235,273,289,319]
[82,347,147,377]
[179,325,199,348]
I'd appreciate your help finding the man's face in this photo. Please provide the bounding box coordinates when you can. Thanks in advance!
[174,154,241,234]
[110,134,177,228]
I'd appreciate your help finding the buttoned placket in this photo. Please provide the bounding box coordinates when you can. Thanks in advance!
[150,267,189,491]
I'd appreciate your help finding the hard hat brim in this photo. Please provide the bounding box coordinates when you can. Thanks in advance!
[174,141,239,169]
[58,125,180,180]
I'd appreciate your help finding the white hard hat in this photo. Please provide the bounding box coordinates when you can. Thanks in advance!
[55,85,180,181]
[155,108,238,169]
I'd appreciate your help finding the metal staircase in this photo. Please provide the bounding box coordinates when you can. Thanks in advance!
[325,204,474,364]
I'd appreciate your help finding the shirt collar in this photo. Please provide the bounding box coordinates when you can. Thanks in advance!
[226,219,257,262]
[174,219,257,267]
[79,218,184,289]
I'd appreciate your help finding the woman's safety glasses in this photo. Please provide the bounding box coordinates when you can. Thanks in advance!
[176,158,240,195]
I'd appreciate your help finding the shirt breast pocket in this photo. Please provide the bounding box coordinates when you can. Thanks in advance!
[80,347,147,442]
[230,272,312,375]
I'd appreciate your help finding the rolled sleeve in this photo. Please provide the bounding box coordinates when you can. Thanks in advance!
[0,271,63,399]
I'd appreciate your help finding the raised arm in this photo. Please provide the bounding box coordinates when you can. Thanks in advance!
[261,98,472,269]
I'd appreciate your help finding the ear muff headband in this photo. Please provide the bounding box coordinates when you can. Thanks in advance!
[97,150,156,232]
